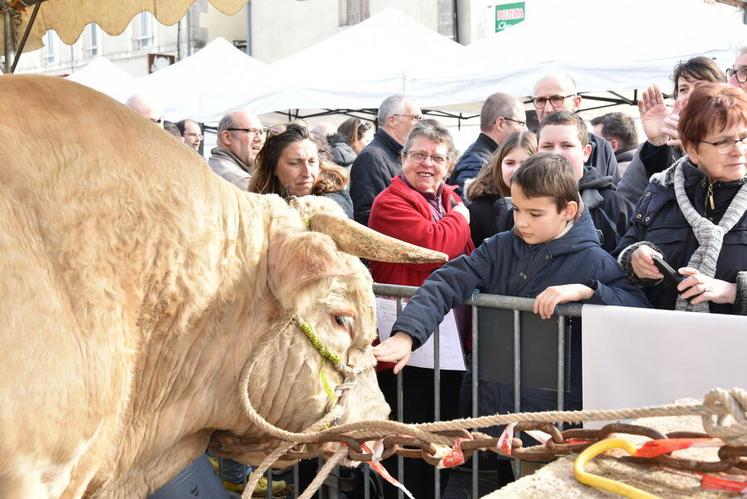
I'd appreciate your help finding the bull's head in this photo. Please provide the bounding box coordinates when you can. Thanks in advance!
[213,195,446,466]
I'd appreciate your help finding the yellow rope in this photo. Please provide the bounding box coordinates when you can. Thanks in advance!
[297,318,341,367]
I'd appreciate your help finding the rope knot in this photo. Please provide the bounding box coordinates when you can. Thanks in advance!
[701,387,747,447]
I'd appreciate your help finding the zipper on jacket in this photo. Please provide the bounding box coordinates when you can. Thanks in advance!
[706,180,715,214]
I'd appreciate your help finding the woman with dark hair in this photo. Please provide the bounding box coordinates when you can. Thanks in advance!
[248,124,353,217]
[617,83,747,314]
[618,56,727,208]
[467,131,537,246]
[326,117,375,170]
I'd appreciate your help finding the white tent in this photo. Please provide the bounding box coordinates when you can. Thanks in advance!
[421,0,746,103]
[242,7,468,114]
[138,37,269,122]
[66,56,138,103]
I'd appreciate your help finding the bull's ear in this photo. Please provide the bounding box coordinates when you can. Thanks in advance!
[267,229,347,311]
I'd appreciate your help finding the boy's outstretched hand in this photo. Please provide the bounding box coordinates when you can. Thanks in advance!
[533,284,594,320]
[373,331,413,374]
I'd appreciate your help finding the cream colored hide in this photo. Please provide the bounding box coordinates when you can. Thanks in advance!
[0,76,435,499]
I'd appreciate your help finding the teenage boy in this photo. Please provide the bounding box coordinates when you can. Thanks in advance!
[374,153,649,375]
[538,111,630,253]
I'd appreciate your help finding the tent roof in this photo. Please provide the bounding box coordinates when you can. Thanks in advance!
[66,56,138,103]
[2,0,248,53]
[242,7,467,114]
[138,37,268,122]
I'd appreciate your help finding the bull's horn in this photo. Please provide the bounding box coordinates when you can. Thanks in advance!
[309,213,448,264]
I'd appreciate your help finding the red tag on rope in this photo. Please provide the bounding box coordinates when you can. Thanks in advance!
[361,442,415,499]
[633,438,722,458]
[701,473,747,493]
[438,438,466,469]
[497,423,516,456]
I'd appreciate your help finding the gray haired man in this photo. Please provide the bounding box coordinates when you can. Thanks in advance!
[208,110,265,190]
[349,94,422,225]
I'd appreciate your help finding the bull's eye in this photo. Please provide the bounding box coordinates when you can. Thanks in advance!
[332,315,355,341]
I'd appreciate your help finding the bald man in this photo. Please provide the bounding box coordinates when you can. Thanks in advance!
[125,94,163,127]
[532,74,620,183]
[207,110,265,190]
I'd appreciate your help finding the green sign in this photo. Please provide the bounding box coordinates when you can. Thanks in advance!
[495,2,526,33]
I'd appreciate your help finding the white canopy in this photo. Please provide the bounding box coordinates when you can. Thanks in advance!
[242,7,467,114]
[413,0,746,102]
[138,37,268,122]
[66,56,138,103]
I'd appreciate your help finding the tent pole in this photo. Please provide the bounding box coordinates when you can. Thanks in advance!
[10,0,42,73]
[3,2,14,74]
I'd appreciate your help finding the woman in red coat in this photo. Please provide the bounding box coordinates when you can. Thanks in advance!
[368,120,474,499]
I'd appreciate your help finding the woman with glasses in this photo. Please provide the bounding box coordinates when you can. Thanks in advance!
[617,83,747,314]
[617,56,726,210]
[248,124,353,218]
[367,120,473,499]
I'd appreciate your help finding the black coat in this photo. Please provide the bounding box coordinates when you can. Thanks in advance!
[468,193,513,247]
[349,128,402,226]
[448,133,499,200]
[587,133,621,184]
[615,158,747,314]
[617,142,682,211]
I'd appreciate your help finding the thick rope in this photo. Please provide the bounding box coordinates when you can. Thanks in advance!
[241,442,295,499]
[298,448,348,499]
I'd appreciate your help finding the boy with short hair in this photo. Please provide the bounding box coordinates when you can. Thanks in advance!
[537,111,630,252]
[374,152,649,381]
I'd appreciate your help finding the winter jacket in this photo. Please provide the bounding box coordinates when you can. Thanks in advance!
[615,157,747,314]
[468,194,513,247]
[587,133,621,184]
[207,147,252,190]
[392,209,650,413]
[368,176,474,287]
[617,142,682,211]
[349,128,403,226]
[448,133,499,200]
[327,133,357,169]
[322,189,354,219]
[578,165,630,253]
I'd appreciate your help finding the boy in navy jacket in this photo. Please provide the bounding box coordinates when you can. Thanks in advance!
[374,152,649,383]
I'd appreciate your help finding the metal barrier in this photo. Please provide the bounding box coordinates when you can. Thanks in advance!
[373,282,583,499]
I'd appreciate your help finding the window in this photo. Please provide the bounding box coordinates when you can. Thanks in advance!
[44,31,59,63]
[87,24,101,56]
[133,12,154,50]
[345,0,369,25]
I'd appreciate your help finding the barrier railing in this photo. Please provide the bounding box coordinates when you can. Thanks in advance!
[372,282,583,499]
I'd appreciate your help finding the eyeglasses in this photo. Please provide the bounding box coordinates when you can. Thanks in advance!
[501,116,526,127]
[150,117,163,124]
[406,150,448,165]
[227,127,267,136]
[532,95,574,109]
[392,114,423,121]
[701,133,747,153]
[727,66,747,84]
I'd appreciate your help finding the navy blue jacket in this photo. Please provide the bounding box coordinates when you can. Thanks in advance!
[615,159,747,314]
[349,128,402,226]
[587,133,621,184]
[448,133,499,200]
[393,209,649,349]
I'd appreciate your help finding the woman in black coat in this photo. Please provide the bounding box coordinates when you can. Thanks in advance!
[466,131,536,246]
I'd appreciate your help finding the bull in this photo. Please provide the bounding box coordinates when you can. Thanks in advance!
[0,75,446,498]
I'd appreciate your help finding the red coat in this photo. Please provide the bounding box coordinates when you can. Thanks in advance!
[368,176,474,286]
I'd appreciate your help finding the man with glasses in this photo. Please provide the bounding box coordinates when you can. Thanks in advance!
[208,110,265,190]
[448,92,526,199]
[125,93,163,127]
[728,47,747,93]
[176,119,204,153]
[350,94,422,226]
[533,73,620,183]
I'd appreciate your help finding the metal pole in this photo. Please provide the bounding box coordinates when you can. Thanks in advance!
[557,316,566,431]
[186,6,193,56]
[245,1,252,55]
[470,300,479,499]
[3,4,14,74]
[395,297,404,499]
[512,309,521,479]
[433,325,440,499]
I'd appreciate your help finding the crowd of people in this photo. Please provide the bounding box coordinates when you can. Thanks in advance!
[125,47,747,498]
